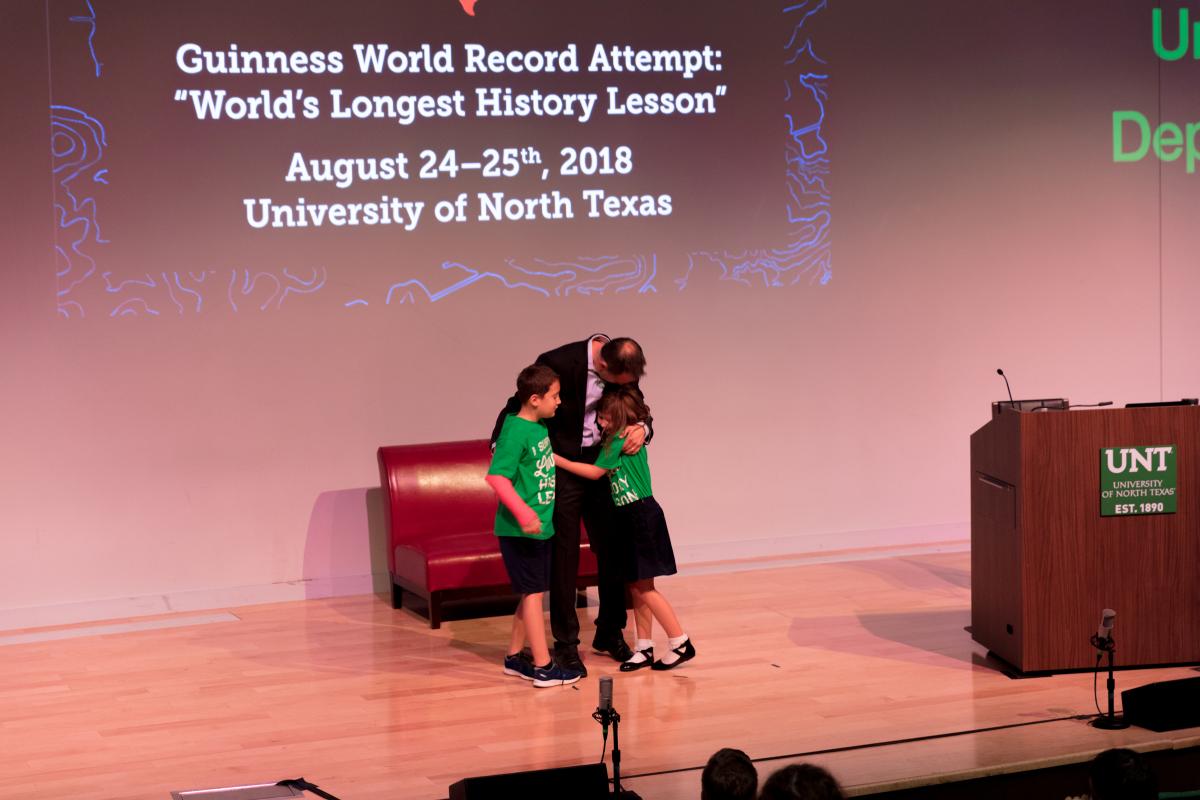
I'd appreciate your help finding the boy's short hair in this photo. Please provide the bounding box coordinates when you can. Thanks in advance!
[600,337,646,379]
[759,764,845,800]
[701,748,757,800]
[1089,748,1157,800]
[516,364,559,404]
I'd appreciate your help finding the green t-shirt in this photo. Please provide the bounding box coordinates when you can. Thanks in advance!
[594,435,653,507]
[488,415,556,539]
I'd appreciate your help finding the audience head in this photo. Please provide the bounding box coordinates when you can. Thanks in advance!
[701,747,757,800]
[1089,748,1157,800]
[759,763,845,800]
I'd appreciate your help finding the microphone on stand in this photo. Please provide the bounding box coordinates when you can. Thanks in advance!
[996,369,1015,408]
[1090,608,1129,729]
[597,676,613,728]
[591,675,640,798]
[1091,609,1116,652]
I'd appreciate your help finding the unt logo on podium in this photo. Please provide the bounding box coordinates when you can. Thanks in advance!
[1104,446,1173,473]
[1100,445,1177,517]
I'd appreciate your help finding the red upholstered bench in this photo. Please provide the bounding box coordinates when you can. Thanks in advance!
[377,439,599,628]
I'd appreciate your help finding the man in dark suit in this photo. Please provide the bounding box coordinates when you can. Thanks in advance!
[491,335,650,675]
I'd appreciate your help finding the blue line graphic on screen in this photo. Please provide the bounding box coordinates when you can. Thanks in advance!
[50,105,327,318]
[504,255,657,295]
[228,267,329,312]
[50,2,331,318]
[680,0,830,290]
[372,255,658,307]
[51,104,108,318]
[68,0,103,77]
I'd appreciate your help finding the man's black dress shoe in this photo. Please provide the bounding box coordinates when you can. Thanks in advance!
[555,645,588,677]
[592,635,634,663]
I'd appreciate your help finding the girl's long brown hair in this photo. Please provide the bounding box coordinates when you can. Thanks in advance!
[598,384,650,449]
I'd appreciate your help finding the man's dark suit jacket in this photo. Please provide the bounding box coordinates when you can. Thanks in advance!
[490,337,651,461]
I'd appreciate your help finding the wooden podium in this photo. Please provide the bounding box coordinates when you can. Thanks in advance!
[970,405,1200,673]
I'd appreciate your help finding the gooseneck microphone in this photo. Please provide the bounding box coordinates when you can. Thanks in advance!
[997,368,1015,408]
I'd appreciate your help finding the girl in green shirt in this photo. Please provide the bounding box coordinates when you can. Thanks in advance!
[554,384,695,671]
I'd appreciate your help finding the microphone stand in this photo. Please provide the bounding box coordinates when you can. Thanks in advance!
[610,708,625,795]
[1089,634,1129,730]
[593,705,641,798]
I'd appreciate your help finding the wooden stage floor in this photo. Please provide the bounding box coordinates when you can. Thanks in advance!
[3,550,1199,799]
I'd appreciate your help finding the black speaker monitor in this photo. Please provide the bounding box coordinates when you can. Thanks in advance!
[1122,677,1200,732]
[449,763,609,800]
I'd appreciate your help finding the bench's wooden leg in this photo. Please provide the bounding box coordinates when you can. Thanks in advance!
[429,591,443,629]
[391,581,403,610]
[576,589,589,609]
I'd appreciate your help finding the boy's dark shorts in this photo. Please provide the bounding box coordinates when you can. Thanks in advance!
[498,535,552,595]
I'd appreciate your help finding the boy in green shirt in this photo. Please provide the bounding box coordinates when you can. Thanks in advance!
[485,364,583,688]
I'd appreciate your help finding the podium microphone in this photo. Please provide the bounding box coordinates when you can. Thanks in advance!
[996,369,1015,408]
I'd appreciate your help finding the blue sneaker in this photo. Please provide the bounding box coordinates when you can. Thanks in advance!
[532,662,583,688]
[503,651,535,681]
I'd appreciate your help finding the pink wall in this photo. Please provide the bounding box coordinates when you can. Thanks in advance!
[1,0,1195,619]
[1162,9,1200,399]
